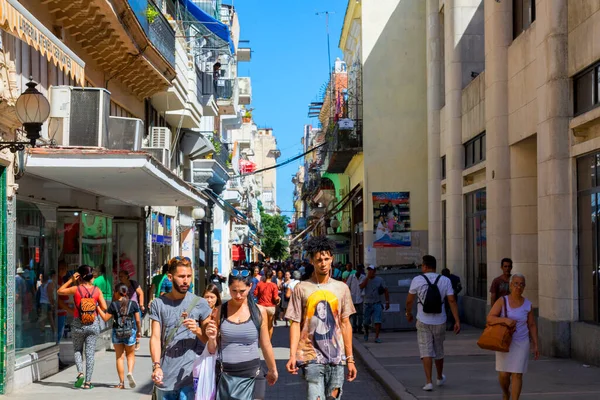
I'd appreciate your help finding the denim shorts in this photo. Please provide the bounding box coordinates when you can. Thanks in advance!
[112,328,137,346]
[363,302,383,325]
[154,385,195,400]
[302,363,345,400]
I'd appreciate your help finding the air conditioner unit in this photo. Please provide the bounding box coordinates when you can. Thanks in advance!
[108,117,143,151]
[48,86,111,147]
[144,147,171,168]
[150,127,171,149]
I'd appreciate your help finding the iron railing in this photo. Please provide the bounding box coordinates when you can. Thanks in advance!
[129,0,176,67]
[191,0,221,19]
[196,69,216,97]
[214,141,231,171]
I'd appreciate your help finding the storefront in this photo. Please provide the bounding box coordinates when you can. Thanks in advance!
[0,166,9,394]
[150,211,174,274]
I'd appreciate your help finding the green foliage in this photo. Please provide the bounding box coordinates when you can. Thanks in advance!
[145,5,160,24]
[260,211,290,260]
[210,136,222,155]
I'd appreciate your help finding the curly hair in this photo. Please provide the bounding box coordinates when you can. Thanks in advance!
[305,236,336,259]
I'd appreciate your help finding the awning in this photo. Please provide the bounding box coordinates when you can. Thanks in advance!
[25,148,207,207]
[180,0,235,54]
[0,0,85,85]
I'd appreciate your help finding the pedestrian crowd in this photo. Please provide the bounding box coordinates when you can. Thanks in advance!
[50,236,538,400]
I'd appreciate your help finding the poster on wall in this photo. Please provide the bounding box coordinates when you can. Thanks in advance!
[372,192,411,247]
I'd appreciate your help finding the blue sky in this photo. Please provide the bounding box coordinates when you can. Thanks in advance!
[234,0,348,220]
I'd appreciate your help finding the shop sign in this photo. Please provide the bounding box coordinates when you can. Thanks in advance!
[338,118,354,130]
[233,224,249,244]
[297,217,307,230]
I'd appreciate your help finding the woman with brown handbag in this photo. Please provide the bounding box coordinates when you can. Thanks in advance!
[486,273,539,400]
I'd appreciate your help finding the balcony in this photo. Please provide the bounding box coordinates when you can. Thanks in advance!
[324,119,363,173]
[130,0,176,67]
[195,67,218,116]
[191,0,221,19]
[313,188,336,207]
[216,78,235,101]
[309,206,326,219]
[190,159,230,194]
[238,77,252,105]
[237,41,252,62]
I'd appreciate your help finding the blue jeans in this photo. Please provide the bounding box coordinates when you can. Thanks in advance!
[302,364,345,399]
[154,386,195,400]
[57,315,66,343]
[363,302,383,326]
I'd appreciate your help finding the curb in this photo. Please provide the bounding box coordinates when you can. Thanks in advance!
[353,339,418,400]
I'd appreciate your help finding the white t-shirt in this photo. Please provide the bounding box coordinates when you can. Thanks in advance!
[408,273,454,325]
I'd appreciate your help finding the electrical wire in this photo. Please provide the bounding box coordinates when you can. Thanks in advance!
[234,142,327,177]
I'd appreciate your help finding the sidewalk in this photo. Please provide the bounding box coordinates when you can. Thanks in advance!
[353,325,600,399]
[7,338,154,400]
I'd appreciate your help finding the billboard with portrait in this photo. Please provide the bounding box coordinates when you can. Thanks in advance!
[372,192,411,247]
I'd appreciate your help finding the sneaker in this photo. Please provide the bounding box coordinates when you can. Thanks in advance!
[436,375,446,386]
[422,383,433,391]
[363,334,368,342]
[127,372,137,388]
[375,338,382,343]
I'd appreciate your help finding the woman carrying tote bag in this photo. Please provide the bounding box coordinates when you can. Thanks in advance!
[216,268,278,400]
[485,274,539,400]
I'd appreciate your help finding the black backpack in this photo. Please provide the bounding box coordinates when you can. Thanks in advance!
[114,301,135,339]
[419,274,443,314]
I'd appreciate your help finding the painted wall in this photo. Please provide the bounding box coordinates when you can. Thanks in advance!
[361,0,428,264]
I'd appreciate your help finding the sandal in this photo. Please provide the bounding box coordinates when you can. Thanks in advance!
[82,382,94,390]
[74,373,84,388]
[113,382,125,389]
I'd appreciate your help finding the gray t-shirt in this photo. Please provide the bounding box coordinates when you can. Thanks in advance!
[364,276,387,304]
[149,292,211,391]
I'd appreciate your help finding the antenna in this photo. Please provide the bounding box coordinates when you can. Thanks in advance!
[315,11,335,75]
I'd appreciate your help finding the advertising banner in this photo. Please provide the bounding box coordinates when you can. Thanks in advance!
[372,192,411,247]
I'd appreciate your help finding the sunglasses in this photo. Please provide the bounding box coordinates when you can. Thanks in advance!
[231,269,251,277]
[173,256,191,262]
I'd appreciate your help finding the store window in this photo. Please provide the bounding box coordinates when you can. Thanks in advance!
[15,200,57,356]
[151,212,173,274]
[577,153,600,323]
[465,189,487,298]
[113,221,141,283]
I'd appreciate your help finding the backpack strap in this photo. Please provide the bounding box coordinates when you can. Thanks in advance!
[433,275,442,285]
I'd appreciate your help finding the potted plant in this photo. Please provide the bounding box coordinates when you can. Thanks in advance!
[145,5,160,24]
[242,109,252,123]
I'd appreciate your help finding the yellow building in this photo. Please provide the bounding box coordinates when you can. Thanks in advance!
[337,0,428,266]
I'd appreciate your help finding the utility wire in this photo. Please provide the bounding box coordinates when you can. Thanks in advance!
[235,142,327,177]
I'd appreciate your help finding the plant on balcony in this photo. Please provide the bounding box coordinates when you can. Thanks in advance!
[242,109,252,123]
[209,136,222,156]
[145,5,160,24]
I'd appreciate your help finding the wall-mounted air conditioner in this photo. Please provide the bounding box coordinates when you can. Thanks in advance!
[142,127,172,168]
[48,86,111,147]
[108,117,143,151]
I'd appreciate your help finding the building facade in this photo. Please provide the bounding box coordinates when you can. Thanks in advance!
[428,0,600,364]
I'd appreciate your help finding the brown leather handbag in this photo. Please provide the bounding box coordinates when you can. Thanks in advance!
[477,296,516,352]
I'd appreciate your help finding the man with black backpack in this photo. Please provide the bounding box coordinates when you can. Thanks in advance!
[405,255,460,392]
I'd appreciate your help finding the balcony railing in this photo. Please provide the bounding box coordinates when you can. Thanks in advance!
[216,78,234,100]
[215,141,231,171]
[191,0,221,19]
[129,0,176,67]
[323,119,363,174]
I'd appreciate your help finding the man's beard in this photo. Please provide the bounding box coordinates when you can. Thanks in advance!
[172,281,189,294]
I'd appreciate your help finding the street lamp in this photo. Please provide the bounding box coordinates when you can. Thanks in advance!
[192,207,206,221]
[1,79,50,152]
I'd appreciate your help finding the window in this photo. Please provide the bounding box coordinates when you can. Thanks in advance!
[442,200,447,269]
[574,64,600,116]
[465,189,487,298]
[464,132,486,168]
[441,156,446,180]
[577,153,600,323]
[513,0,536,39]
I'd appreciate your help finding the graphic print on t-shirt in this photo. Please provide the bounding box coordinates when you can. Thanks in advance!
[299,290,343,365]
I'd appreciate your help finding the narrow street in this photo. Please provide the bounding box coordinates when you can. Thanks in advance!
[9,326,391,400]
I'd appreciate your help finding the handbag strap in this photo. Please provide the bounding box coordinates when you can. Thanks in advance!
[163,296,202,351]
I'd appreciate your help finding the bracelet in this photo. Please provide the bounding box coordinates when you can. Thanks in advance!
[152,362,161,371]
[346,355,354,360]
[347,360,356,364]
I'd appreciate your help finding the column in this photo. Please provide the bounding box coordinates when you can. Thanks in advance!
[535,0,574,357]
[426,0,443,262]
[445,0,465,279]
[484,0,512,303]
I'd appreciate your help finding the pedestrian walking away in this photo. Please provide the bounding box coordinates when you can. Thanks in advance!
[286,236,357,400]
[346,264,366,334]
[280,271,293,327]
[209,267,227,294]
[441,267,462,331]
[405,255,460,392]
[360,265,389,343]
[118,269,145,350]
[490,258,513,305]
[487,273,539,400]
[149,258,216,400]
[57,265,108,390]
[216,268,278,400]
[253,267,280,339]
[97,283,142,389]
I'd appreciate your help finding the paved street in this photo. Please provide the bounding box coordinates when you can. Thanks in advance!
[354,325,600,399]
[8,325,391,400]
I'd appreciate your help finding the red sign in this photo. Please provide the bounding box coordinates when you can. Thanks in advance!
[35,247,40,263]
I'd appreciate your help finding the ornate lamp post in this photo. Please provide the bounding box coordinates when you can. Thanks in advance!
[1,79,50,152]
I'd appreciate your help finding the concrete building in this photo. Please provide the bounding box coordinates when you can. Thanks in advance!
[253,128,280,215]
[427,0,600,364]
